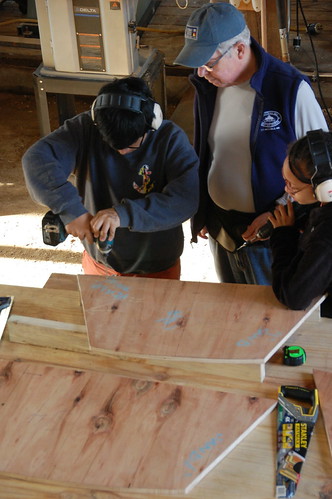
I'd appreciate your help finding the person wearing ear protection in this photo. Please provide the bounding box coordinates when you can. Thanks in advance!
[268,129,332,317]
[22,76,199,279]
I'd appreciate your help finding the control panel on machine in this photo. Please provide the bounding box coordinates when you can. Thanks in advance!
[35,0,139,75]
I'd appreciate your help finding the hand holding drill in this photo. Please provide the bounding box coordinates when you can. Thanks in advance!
[42,209,118,254]
[237,200,311,251]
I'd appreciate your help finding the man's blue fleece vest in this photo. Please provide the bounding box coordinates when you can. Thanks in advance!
[190,37,311,214]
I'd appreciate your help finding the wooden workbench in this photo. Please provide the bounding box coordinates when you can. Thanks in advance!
[0,275,331,499]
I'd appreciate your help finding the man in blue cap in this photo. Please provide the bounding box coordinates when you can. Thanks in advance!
[174,2,328,285]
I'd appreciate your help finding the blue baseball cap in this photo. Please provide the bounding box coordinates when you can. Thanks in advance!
[174,2,246,68]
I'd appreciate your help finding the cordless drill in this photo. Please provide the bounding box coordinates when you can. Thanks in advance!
[237,201,315,251]
[255,201,315,239]
[41,211,113,254]
[42,211,67,246]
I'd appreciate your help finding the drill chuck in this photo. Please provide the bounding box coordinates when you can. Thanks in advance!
[96,237,113,255]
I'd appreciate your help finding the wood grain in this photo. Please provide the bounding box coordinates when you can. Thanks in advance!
[43,272,80,291]
[7,315,89,352]
[78,275,323,364]
[0,284,89,352]
[0,279,332,498]
[1,279,329,390]
[313,369,332,456]
[0,284,84,325]
[3,282,262,381]
[0,358,275,494]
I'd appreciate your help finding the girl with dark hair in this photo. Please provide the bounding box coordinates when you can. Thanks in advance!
[268,130,332,317]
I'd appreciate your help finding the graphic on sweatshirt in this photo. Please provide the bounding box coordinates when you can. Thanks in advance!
[133,165,154,194]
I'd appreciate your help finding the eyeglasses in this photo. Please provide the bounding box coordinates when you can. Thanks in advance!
[200,45,234,72]
[284,178,311,195]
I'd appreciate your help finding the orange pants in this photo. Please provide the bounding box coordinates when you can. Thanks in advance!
[82,250,181,280]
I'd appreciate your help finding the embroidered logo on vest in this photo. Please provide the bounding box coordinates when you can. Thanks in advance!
[261,111,282,130]
[133,165,154,194]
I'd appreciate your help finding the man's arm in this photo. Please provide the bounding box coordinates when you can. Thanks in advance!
[295,81,329,138]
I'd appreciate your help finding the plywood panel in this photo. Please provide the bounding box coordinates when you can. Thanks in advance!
[0,284,89,352]
[0,284,84,325]
[78,276,323,364]
[0,358,276,494]
[313,369,332,456]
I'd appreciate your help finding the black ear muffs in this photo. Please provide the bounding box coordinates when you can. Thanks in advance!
[307,129,332,203]
[91,93,163,130]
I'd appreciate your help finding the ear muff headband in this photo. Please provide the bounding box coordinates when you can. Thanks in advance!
[307,129,332,202]
[91,93,163,130]
[91,93,146,121]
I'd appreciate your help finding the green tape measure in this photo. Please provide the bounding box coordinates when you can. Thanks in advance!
[283,345,306,366]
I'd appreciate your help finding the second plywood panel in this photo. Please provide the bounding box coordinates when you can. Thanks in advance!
[0,359,276,494]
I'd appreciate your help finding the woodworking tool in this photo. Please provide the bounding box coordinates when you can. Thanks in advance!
[236,222,273,251]
[283,346,306,366]
[276,385,319,498]
[236,202,316,252]
[95,237,114,255]
[42,210,68,246]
